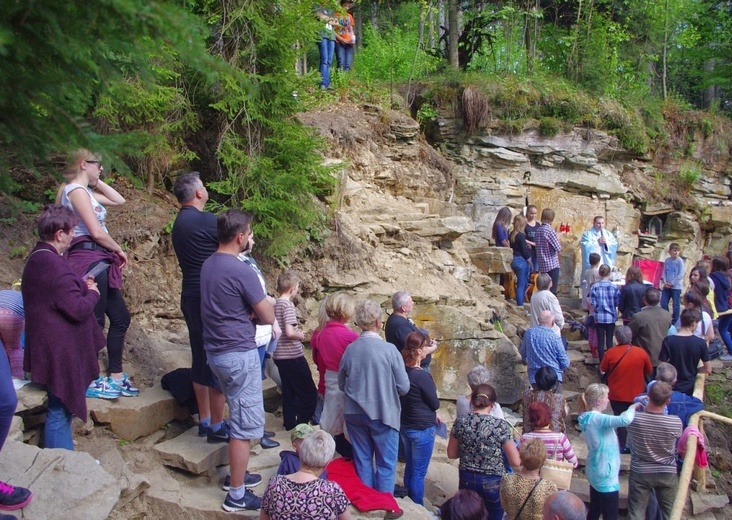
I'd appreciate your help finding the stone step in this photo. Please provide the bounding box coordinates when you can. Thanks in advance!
[88,384,189,441]
[567,340,590,352]
[15,382,47,413]
[154,413,286,475]
[567,350,585,363]
[0,440,121,520]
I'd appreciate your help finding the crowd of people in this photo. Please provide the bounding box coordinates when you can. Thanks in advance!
[3,173,730,520]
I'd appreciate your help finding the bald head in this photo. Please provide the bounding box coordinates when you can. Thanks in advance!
[543,491,586,520]
[538,309,555,327]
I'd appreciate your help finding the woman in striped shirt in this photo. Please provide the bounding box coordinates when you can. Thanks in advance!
[519,402,578,468]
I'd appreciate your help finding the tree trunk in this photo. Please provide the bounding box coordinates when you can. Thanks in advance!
[371,0,378,29]
[428,1,435,48]
[355,3,363,48]
[448,0,459,68]
[662,0,669,99]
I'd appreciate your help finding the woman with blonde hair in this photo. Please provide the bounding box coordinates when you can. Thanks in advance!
[311,291,358,457]
[58,149,136,398]
[510,213,533,307]
[577,384,639,520]
[500,438,558,520]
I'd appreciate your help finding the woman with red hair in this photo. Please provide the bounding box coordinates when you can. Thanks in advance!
[519,402,578,468]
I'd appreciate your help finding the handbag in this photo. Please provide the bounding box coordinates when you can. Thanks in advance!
[540,436,573,490]
[708,338,724,360]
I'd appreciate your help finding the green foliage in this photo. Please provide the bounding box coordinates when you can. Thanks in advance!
[416,104,438,125]
[538,117,561,137]
[679,161,702,190]
[0,0,218,177]
[198,0,339,258]
[356,24,441,83]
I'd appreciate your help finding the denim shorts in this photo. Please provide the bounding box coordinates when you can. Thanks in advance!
[208,349,264,440]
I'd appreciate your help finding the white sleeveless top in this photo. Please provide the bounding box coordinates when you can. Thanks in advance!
[61,183,108,237]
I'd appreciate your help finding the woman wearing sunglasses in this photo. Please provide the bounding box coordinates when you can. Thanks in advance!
[57,149,137,399]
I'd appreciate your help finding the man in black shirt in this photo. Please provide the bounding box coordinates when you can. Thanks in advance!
[171,173,226,441]
[384,291,437,371]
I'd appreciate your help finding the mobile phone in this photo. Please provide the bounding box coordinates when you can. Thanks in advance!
[84,262,111,280]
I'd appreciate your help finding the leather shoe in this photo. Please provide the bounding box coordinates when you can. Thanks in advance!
[259,436,280,449]
[263,430,275,438]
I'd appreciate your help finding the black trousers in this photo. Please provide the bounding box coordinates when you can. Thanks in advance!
[588,485,619,520]
[274,356,318,431]
[595,322,615,362]
[91,261,131,374]
[610,400,632,450]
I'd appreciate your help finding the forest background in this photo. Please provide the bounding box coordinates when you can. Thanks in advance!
[0,0,730,258]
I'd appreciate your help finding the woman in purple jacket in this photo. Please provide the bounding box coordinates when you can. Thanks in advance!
[21,205,106,450]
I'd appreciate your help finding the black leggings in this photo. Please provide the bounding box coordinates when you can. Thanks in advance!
[588,486,619,520]
[595,322,615,362]
[92,262,131,374]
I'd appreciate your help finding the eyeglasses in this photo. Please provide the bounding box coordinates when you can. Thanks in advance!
[85,160,102,166]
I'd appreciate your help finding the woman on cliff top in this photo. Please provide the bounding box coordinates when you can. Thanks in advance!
[492,207,511,248]
[57,149,137,398]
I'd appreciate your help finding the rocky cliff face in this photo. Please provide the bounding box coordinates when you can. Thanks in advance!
[293,103,732,404]
[5,103,728,407]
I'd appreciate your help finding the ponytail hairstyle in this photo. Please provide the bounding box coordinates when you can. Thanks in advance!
[471,383,496,409]
[580,383,608,412]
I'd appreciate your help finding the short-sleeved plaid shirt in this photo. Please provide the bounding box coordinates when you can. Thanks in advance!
[534,223,561,272]
[589,280,621,324]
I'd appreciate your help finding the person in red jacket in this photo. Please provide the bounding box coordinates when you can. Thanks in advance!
[599,326,652,452]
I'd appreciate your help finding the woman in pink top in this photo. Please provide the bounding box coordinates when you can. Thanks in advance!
[310,291,358,457]
[520,402,578,468]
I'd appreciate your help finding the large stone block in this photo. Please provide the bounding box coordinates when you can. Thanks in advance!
[154,426,229,474]
[88,385,189,441]
[15,382,47,413]
[468,246,513,274]
[0,440,121,520]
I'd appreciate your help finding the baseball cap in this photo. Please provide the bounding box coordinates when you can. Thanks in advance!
[290,423,314,443]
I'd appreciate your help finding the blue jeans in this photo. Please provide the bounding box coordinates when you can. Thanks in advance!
[511,256,530,306]
[401,426,435,505]
[719,314,732,354]
[45,393,74,450]
[661,288,682,324]
[0,345,17,451]
[344,413,399,493]
[317,38,335,87]
[335,42,355,71]
[458,470,503,520]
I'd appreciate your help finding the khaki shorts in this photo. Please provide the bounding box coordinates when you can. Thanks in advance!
[208,349,264,440]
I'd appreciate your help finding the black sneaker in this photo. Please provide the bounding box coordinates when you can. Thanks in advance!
[0,481,32,511]
[198,424,211,437]
[222,489,261,512]
[262,430,275,438]
[207,422,230,444]
[222,472,263,491]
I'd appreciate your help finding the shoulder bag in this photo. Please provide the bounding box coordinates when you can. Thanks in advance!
[540,435,573,490]
[514,477,542,520]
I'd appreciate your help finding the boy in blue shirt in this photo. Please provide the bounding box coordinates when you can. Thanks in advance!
[661,243,685,323]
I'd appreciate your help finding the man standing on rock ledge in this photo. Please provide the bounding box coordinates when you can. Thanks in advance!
[201,210,276,512]
[172,173,227,442]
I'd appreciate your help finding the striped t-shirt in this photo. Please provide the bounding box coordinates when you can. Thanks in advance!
[627,411,682,474]
[273,298,304,360]
[520,431,579,468]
